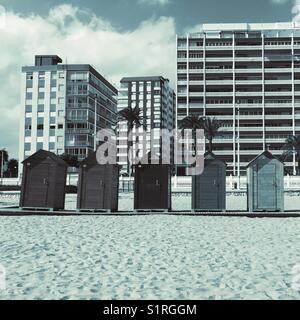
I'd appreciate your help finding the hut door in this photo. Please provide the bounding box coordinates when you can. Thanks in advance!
[139,171,162,209]
[202,165,220,209]
[25,164,50,207]
[257,164,277,210]
[82,167,105,209]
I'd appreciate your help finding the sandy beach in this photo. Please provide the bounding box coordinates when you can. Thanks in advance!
[0,213,300,300]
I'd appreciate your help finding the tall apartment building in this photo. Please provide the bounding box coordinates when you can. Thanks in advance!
[177,22,300,176]
[19,55,118,172]
[117,76,176,174]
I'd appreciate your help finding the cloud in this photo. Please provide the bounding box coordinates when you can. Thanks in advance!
[271,0,289,4]
[292,0,300,21]
[138,0,171,6]
[0,4,176,158]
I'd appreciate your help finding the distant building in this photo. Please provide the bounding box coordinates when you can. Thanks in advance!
[177,22,300,176]
[117,76,176,175]
[19,55,118,175]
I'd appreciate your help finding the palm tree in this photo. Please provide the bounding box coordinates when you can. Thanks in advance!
[117,106,145,176]
[199,116,223,152]
[284,135,300,174]
[7,159,18,177]
[179,115,203,156]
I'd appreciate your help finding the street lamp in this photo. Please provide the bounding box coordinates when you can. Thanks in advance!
[91,94,98,151]
[236,108,240,190]
[0,148,6,186]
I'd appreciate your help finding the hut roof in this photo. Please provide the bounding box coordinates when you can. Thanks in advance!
[133,152,170,166]
[80,151,119,167]
[22,149,68,166]
[246,150,283,168]
[204,152,227,165]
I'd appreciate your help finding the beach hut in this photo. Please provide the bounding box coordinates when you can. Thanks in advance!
[77,152,119,211]
[192,152,226,211]
[134,153,171,211]
[247,150,284,212]
[20,149,68,210]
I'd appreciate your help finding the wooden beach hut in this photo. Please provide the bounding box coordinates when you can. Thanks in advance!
[247,150,284,212]
[192,152,226,211]
[134,153,171,211]
[77,152,119,212]
[20,149,68,210]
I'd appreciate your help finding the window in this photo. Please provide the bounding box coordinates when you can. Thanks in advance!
[50,104,56,112]
[37,124,44,130]
[58,124,64,129]
[37,105,44,112]
[26,73,33,81]
[24,143,31,151]
[25,105,32,113]
[50,117,56,124]
[58,98,65,104]
[59,72,65,79]
[38,92,45,99]
[37,142,43,150]
[26,92,32,100]
[59,84,64,91]
[49,142,55,150]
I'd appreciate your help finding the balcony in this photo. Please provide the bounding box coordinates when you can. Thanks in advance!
[206,91,233,97]
[235,91,262,97]
[264,68,292,73]
[189,80,204,85]
[206,57,233,62]
[235,80,262,85]
[264,44,291,50]
[206,80,233,85]
[265,126,293,132]
[265,114,292,120]
[205,68,233,73]
[235,57,262,62]
[264,91,292,96]
[188,69,203,73]
[206,104,233,108]
[189,92,204,97]
[264,79,292,85]
[235,45,262,50]
[235,68,262,73]
[205,45,232,51]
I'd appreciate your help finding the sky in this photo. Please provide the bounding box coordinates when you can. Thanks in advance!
[0,0,298,158]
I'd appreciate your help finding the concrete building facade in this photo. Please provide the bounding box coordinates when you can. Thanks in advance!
[117,76,176,175]
[177,22,300,176]
[19,55,118,175]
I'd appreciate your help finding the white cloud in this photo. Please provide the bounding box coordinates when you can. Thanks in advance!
[292,0,300,21]
[0,4,176,158]
[138,0,171,6]
[271,0,289,4]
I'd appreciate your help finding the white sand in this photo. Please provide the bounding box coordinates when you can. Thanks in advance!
[0,214,300,300]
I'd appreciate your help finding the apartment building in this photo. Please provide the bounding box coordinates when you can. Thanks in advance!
[117,76,176,174]
[177,22,300,176]
[19,55,118,173]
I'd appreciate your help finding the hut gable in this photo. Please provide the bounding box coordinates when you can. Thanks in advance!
[246,150,283,168]
[22,149,68,167]
[204,152,227,167]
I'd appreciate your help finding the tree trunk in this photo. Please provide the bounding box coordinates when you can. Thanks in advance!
[209,138,213,153]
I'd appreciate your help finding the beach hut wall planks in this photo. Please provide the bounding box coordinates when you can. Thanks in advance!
[134,153,171,211]
[20,150,68,210]
[247,150,284,212]
[77,152,119,211]
[192,152,226,211]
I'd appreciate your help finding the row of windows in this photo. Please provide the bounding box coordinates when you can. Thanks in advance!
[24,142,55,151]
